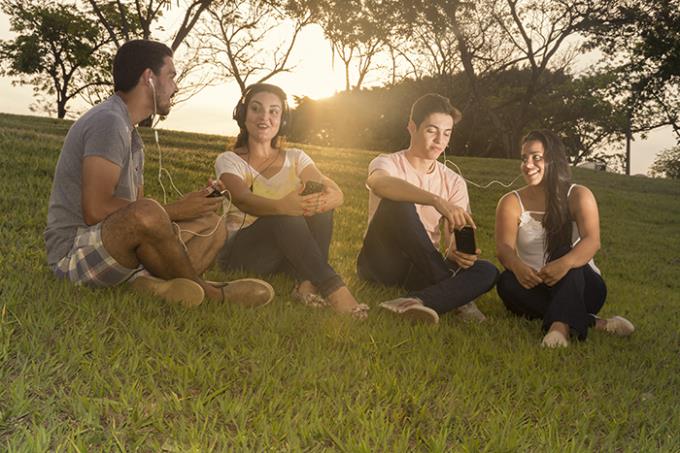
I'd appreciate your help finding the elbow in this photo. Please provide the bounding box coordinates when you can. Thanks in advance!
[83,207,102,226]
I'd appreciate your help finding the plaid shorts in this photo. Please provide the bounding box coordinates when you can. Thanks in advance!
[53,223,141,287]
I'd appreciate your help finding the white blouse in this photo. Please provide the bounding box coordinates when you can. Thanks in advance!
[514,184,600,274]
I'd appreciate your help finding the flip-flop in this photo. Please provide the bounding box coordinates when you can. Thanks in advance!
[130,275,204,308]
[205,278,275,308]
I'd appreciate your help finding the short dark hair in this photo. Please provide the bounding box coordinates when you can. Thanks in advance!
[410,93,462,128]
[113,40,173,93]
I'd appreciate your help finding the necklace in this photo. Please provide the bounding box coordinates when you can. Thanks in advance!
[246,148,280,191]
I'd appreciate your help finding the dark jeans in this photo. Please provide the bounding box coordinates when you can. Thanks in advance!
[217,211,344,297]
[356,199,499,315]
[496,252,606,340]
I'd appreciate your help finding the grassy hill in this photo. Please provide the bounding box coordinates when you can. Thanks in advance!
[1,112,679,451]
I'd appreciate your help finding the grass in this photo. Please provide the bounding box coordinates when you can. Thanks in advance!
[1,112,679,452]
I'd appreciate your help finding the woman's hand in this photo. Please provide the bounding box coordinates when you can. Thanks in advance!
[513,261,544,289]
[276,189,306,216]
[538,258,571,286]
[301,192,324,216]
[310,184,343,214]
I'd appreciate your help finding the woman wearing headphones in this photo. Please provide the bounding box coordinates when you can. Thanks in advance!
[495,130,634,347]
[214,83,368,319]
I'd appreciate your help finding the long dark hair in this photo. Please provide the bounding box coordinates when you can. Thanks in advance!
[522,130,572,260]
[233,83,288,150]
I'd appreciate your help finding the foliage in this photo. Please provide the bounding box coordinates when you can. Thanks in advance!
[288,69,624,164]
[649,146,680,179]
[583,0,680,147]
[0,0,112,118]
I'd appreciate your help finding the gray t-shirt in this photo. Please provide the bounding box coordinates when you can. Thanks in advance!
[45,94,144,266]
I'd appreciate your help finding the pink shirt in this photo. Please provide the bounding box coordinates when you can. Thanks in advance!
[367,150,470,247]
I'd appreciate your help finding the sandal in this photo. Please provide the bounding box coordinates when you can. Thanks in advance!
[291,287,329,308]
[350,303,370,321]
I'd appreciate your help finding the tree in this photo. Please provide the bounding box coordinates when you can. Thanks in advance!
[584,0,680,174]
[0,0,113,118]
[85,0,218,121]
[201,0,312,93]
[649,147,680,179]
[389,0,594,158]
[315,0,393,91]
[87,0,214,51]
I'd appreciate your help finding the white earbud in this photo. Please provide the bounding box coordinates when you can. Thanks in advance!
[148,78,155,91]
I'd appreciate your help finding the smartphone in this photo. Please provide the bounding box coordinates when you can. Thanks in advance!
[206,185,226,197]
[454,226,476,254]
[300,180,325,196]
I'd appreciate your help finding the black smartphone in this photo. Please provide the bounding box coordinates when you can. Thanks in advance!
[454,226,476,254]
[300,180,325,195]
[206,186,225,197]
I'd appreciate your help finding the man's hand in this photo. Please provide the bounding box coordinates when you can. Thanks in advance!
[513,262,544,289]
[165,189,223,221]
[434,197,475,231]
[448,247,481,270]
[538,258,571,287]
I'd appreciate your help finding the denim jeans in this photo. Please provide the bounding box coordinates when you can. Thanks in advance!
[356,199,499,315]
[497,252,606,340]
[218,211,344,297]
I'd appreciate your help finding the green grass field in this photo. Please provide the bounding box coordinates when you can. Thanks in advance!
[1,112,679,452]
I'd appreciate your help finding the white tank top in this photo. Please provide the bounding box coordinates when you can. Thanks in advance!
[514,184,600,273]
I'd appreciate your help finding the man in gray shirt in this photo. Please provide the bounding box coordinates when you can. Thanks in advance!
[45,39,273,308]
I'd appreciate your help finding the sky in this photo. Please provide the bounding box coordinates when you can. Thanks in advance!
[0,8,676,175]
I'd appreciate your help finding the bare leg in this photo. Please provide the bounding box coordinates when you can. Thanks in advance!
[175,213,227,274]
[100,199,222,301]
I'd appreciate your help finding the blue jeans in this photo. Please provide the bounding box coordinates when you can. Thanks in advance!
[356,199,499,315]
[497,253,606,340]
[218,211,344,297]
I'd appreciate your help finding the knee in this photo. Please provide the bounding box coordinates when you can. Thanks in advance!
[128,199,172,237]
[267,214,308,231]
[497,270,519,301]
[377,199,417,219]
[471,259,500,287]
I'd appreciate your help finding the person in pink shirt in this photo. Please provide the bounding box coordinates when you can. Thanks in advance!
[356,93,499,324]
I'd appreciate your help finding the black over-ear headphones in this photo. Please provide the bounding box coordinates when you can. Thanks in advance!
[232,83,291,135]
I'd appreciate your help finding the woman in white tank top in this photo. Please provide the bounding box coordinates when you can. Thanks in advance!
[494,130,634,347]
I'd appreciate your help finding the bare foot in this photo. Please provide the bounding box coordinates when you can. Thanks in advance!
[542,321,569,348]
[326,286,369,319]
[296,280,318,297]
[292,280,327,308]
